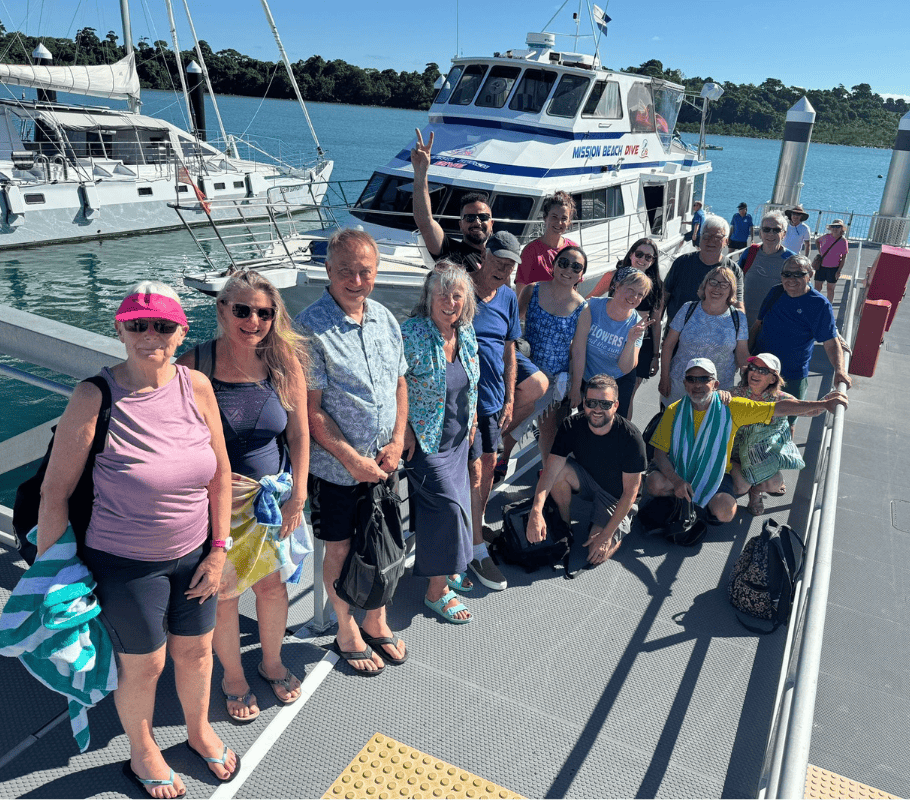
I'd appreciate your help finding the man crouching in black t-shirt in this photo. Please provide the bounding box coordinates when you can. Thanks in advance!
[525,374,647,564]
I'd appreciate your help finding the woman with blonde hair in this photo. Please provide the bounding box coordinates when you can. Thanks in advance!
[659,266,749,405]
[177,270,309,723]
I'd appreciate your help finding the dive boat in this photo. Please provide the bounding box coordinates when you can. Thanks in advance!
[0,3,332,250]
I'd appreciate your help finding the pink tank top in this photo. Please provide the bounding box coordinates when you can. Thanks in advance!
[86,365,217,560]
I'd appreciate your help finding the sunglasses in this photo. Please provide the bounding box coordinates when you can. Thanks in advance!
[462,213,491,223]
[229,302,276,321]
[781,271,810,279]
[633,250,655,263]
[684,375,713,384]
[829,225,843,229]
[555,256,584,273]
[123,319,180,335]
[761,226,782,234]
[584,398,616,410]
[747,364,773,375]
[707,279,731,289]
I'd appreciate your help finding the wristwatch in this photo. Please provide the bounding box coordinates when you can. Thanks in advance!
[211,536,233,551]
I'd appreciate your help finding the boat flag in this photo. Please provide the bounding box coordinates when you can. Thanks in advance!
[177,166,211,215]
[592,5,611,34]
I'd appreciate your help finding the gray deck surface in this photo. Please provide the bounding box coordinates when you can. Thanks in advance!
[0,245,907,799]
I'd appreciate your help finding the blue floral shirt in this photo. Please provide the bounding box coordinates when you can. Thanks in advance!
[296,289,408,486]
[401,316,479,455]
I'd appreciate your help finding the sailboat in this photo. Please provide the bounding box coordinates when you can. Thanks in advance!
[0,1,333,250]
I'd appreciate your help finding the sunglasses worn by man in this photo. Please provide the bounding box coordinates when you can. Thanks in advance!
[761,226,782,234]
[462,213,491,223]
[684,375,713,384]
[781,270,810,279]
[584,398,615,410]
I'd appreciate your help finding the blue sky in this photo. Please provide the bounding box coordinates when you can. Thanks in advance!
[1,0,907,101]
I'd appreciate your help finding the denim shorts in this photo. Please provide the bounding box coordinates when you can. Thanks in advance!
[81,543,217,655]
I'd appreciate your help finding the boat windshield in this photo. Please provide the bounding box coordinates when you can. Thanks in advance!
[434,66,464,105]
[509,69,557,113]
[582,80,623,118]
[475,66,522,109]
[627,82,655,133]
[547,74,591,118]
[652,80,683,149]
[449,65,488,106]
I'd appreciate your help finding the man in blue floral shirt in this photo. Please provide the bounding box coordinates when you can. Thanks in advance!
[297,229,409,676]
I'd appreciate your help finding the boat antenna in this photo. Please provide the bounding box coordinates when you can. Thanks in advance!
[259,0,325,158]
[119,0,139,112]
[164,0,195,132]
[179,0,231,151]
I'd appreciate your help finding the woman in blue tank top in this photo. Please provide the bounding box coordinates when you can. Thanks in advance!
[177,271,309,723]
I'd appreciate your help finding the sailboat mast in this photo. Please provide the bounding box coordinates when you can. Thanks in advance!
[259,0,324,158]
[179,0,230,149]
[164,0,195,134]
[119,0,139,112]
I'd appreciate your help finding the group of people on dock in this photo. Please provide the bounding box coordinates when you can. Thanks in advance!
[19,133,850,798]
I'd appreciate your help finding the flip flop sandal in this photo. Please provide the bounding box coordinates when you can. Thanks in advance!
[359,627,408,666]
[185,743,241,783]
[332,639,385,676]
[768,484,787,496]
[122,762,186,797]
[257,664,302,704]
[221,681,260,722]
[446,572,474,594]
[424,590,472,624]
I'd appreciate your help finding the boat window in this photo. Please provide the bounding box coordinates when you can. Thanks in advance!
[137,187,153,196]
[475,66,522,109]
[547,75,590,118]
[233,180,245,189]
[570,187,625,228]
[24,193,45,204]
[351,173,447,231]
[434,66,464,105]
[490,194,534,237]
[582,80,622,118]
[652,81,683,149]
[177,185,188,193]
[508,69,557,113]
[214,182,226,190]
[627,83,656,133]
[679,178,692,217]
[666,180,677,222]
[449,65,488,106]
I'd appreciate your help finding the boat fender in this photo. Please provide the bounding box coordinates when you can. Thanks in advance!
[80,182,101,219]
[3,184,25,226]
[245,172,268,198]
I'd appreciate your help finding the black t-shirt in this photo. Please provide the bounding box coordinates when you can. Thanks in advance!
[434,233,483,272]
[551,414,647,499]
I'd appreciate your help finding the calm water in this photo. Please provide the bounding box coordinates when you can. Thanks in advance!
[0,90,896,499]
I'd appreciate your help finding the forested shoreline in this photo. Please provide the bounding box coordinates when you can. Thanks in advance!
[1,24,905,148]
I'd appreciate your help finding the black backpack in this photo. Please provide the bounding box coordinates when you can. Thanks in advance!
[637,495,708,547]
[493,496,576,577]
[12,375,112,566]
[334,480,407,610]
[727,518,805,633]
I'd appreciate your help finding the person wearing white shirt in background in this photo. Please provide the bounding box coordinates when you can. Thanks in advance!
[783,204,811,257]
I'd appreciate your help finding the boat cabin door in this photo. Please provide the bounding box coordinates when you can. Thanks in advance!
[643,183,666,237]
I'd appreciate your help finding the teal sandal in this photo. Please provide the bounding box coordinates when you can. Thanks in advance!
[122,762,186,797]
[446,573,474,594]
[186,742,241,783]
[424,590,472,624]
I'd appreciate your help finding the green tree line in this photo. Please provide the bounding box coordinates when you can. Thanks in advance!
[1,24,905,147]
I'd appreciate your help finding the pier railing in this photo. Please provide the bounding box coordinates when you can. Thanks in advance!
[756,203,910,247]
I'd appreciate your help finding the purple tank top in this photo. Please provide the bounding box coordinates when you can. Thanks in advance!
[86,365,217,560]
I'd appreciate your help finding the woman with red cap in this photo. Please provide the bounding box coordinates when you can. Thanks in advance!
[37,281,237,797]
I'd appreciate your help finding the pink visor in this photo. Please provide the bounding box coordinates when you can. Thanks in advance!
[116,292,188,329]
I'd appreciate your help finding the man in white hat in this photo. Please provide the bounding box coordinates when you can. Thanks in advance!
[783,204,811,256]
[646,357,848,522]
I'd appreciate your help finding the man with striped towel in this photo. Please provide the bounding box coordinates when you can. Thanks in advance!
[645,358,847,522]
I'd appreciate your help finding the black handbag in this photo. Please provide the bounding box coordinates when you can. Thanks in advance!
[638,495,707,547]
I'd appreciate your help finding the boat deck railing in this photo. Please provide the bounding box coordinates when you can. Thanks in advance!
[756,202,910,248]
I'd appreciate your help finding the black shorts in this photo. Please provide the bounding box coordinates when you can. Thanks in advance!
[308,474,396,542]
[815,266,840,284]
[469,410,503,460]
[728,239,748,251]
[81,544,217,655]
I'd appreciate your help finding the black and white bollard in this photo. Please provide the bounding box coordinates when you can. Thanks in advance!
[770,97,816,208]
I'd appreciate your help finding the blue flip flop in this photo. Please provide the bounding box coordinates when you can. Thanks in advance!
[186,742,241,783]
[122,761,186,797]
[446,573,474,594]
[424,590,472,624]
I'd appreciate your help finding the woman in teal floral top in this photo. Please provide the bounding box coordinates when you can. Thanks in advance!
[401,263,480,624]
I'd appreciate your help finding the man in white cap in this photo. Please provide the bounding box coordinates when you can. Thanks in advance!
[783,204,811,256]
[646,357,848,522]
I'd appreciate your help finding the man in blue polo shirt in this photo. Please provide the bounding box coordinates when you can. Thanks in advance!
[729,202,753,252]
[750,254,852,433]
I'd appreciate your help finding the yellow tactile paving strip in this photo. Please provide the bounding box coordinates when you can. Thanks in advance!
[805,764,899,799]
[323,733,524,799]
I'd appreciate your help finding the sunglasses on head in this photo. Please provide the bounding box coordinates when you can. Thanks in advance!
[555,256,584,273]
[462,213,491,223]
[781,270,809,279]
[633,250,655,263]
[123,319,180,335]
[684,375,713,384]
[747,364,773,375]
[761,226,782,234]
[228,302,276,321]
[584,398,615,410]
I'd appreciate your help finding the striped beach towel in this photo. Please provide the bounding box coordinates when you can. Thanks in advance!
[0,526,118,752]
[669,394,733,507]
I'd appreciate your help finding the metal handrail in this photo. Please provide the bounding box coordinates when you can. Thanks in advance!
[757,243,862,798]
[756,203,910,247]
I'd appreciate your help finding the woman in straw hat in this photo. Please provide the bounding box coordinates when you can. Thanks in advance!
[783,204,811,256]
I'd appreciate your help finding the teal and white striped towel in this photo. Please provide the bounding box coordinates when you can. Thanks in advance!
[0,526,118,752]
[669,394,733,507]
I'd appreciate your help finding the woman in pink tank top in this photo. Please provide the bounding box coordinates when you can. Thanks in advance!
[37,282,238,795]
